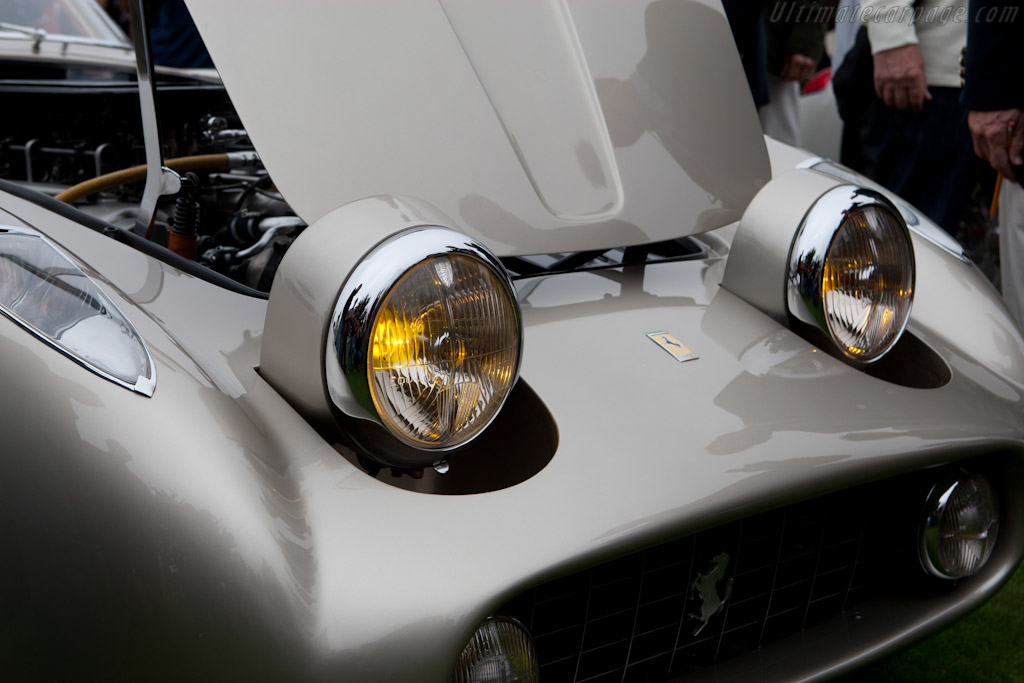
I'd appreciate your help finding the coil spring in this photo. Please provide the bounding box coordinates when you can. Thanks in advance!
[172,172,201,236]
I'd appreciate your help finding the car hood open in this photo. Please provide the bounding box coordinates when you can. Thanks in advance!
[187,0,771,256]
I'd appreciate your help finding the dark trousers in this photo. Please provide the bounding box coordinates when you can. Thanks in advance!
[842,87,987,237]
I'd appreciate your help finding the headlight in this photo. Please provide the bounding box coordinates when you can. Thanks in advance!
[920,474,1000,579]
[0,225,154,395]
[787,186,914,364]
[327,227,522,453]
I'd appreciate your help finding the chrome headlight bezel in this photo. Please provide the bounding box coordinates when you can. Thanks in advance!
[800,158,969,263]
[786,186,915,365]
[324,226,523,455]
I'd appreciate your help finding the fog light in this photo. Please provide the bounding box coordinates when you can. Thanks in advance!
[453,617,538,683]
[920,474,999,579]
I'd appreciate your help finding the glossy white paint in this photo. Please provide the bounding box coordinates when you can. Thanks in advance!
[261,196,459,426]
[797,83,843,161]
[439,0,623,220]
[4,174,1024,678]
[722,168,840,323]
[3,0,1024,679]
[185,0,771,256]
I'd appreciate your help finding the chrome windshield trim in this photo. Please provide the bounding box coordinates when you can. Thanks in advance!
[0,225,156,397]
[0,22,132,52]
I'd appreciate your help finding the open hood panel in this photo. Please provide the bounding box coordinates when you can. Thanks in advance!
[187,0,770,256]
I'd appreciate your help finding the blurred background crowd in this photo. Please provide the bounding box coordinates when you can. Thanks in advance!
[723,0,1024,329]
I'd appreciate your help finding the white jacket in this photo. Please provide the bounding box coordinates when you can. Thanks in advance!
[860,0,967,87]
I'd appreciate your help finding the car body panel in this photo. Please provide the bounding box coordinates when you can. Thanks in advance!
[3,1,1024,680]
[185,0,771,256]
[797,83,843,162]
[3,174,1024,679]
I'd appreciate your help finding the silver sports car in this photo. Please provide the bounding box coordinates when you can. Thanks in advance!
[0,0,1020,681]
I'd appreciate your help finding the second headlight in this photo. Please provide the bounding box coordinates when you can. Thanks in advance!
[787,186,915,364]
[327,227,522,454]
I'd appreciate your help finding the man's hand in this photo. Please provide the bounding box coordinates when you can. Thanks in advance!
[968,109,1024,181]
[780,53,817,84]
[873,44,931,112]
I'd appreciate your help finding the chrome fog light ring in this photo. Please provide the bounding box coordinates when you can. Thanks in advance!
[453,616,539,683]
[787,186,915,365]
[920,473,1000,580]
[325,226,522,454]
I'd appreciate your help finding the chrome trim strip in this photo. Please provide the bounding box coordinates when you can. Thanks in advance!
[324,226,522,451]
[786,185,915,365]
[0,23,132,51]
[804,159,970,263]
[0,225,156,396]
[795,155,826,170]
[920,476,961,579]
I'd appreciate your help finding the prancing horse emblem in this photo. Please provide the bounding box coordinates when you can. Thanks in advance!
[688,552,734,636]
[646,330,699,363]
[660,335,681,349]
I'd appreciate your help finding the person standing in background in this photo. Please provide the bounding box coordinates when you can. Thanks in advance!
[838,0,982,237]
[964,0,1024,327]
[758,1,828,147]
[720,0,771,110]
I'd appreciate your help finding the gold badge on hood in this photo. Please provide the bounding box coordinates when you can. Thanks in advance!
[647,331,698,363]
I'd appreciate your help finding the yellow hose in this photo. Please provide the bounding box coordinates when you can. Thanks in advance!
[55,154,231,203]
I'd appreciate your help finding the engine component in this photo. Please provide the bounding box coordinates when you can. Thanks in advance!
[168,172,201,259]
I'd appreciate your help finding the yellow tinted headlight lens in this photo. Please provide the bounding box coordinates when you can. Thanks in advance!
[822,205,914,361]
[369,253,520,449]
[788,187,915,365]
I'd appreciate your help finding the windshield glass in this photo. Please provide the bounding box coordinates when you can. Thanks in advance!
[0,0,128,43]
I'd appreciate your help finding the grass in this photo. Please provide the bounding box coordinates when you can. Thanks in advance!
[842,563,1024,682]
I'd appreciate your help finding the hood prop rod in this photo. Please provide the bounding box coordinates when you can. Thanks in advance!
[128,0,181,237]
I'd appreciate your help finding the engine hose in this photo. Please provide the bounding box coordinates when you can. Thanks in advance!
[55,154,231,204]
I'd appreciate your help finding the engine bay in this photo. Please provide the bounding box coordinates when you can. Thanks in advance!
[0,57,304,293]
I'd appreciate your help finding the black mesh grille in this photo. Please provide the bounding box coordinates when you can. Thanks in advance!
[501,492,882,683]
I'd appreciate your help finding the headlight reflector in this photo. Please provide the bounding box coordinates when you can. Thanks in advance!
[788,187,914,363]
[920,474,999,579]
[453,617,539,683]
[328,227,522,454]
[368,253,519,449]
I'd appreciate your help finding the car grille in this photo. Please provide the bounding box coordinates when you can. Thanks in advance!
[500,493,880,682]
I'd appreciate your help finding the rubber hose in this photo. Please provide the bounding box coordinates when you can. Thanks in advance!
[55,154,230,203]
